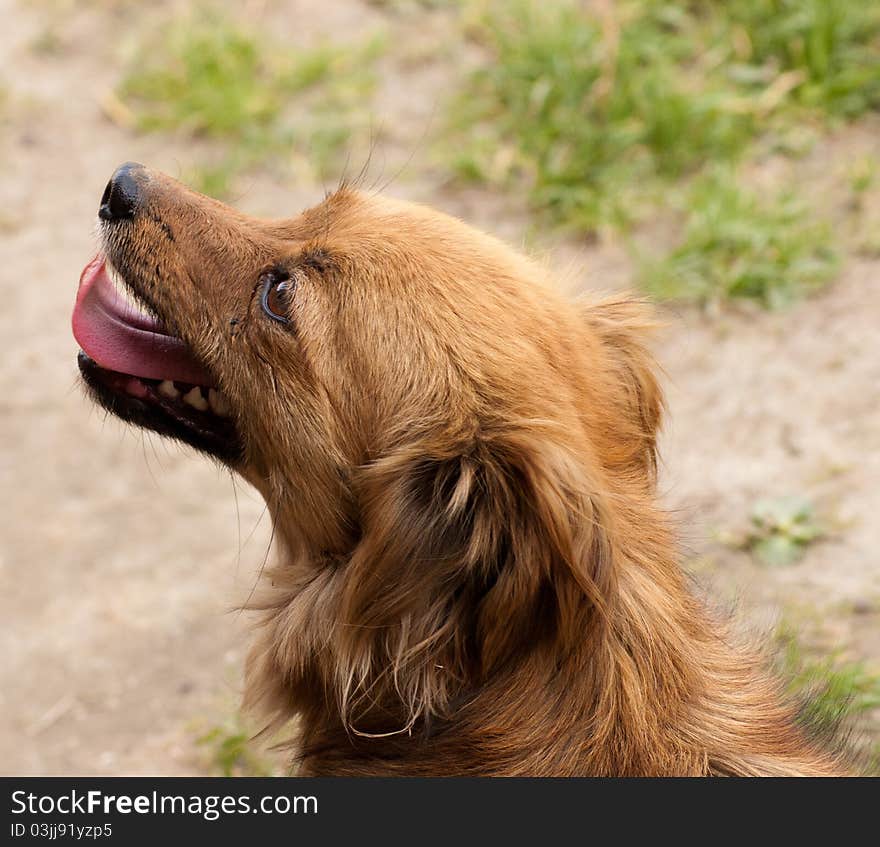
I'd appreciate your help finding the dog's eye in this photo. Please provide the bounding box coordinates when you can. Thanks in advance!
[260,273,295,324]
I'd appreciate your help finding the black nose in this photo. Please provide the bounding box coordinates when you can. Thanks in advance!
[98,162,144,222]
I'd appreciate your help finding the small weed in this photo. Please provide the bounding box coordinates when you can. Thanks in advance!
[715,495,827,564]
[639,169,838,308]
[29,25,65,56]
[196,716,283,777]
[748,497,825,568]
[845,155,878,215]
[847,156,877,197]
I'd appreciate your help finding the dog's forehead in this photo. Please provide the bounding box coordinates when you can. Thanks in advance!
[304,190,460,247]
[302,190,536,289]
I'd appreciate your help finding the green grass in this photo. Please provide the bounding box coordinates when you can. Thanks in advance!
[118,11,384,195]
[196,716,284,777]
[711,0,880,118]
[638,169,838,308]
[449,1,746,231]
[447,0,880,235]
[776,626,880,769]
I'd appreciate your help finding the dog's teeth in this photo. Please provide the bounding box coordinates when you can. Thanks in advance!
[182,386,209,411]
[158,380,180,399]
[208,388,231,417]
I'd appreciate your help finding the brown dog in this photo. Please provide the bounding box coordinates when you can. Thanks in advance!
[73,163,843,776]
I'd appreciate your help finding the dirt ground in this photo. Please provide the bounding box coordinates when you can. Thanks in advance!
[1,0,878,775]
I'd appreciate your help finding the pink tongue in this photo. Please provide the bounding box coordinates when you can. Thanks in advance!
[72,257,213,385]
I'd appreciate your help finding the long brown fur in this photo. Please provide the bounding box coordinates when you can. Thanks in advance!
[95,170,844,775]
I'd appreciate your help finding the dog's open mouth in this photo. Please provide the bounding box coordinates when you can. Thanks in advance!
[72,256,241,462]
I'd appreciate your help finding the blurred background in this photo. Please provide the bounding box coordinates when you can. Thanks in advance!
[1,0,879,775]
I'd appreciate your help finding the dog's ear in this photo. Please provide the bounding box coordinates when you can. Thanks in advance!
[335,426,615,733]
[580,296,664,479]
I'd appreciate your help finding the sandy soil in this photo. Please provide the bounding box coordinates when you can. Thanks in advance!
[1,0,877,774]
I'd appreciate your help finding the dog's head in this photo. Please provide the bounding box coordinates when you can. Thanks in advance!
[74,163,664,729]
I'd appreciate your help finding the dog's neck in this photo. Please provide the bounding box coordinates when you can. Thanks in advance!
[245,537,842,777]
